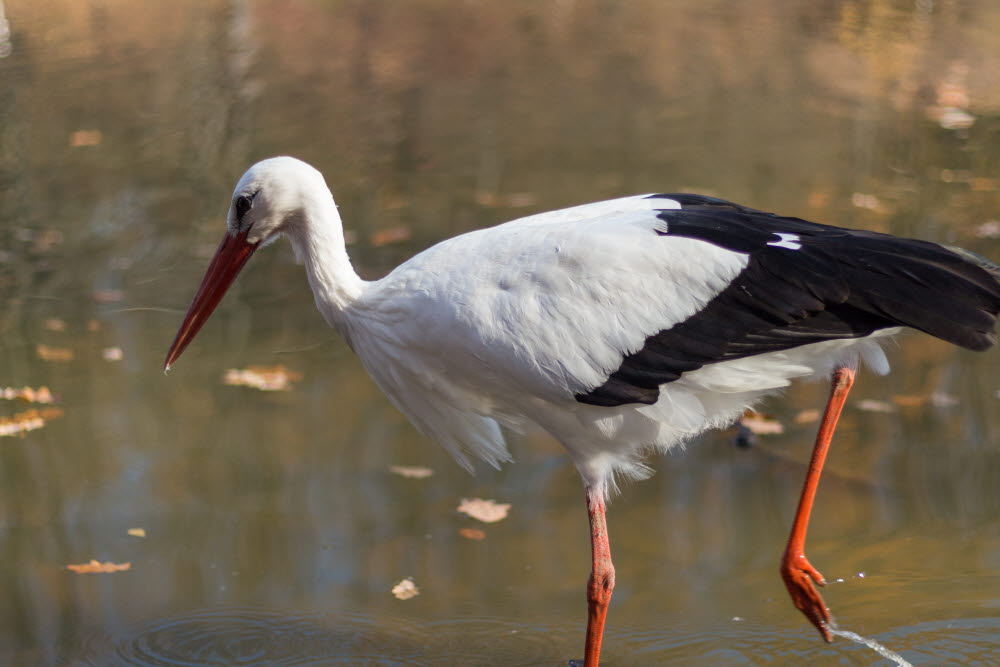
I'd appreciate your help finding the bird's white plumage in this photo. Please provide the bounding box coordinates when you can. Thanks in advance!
[234,157,895,499]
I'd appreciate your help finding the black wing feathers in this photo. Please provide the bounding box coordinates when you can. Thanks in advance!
[576,195,1000,407]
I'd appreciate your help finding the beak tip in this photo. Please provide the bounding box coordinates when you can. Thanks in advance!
[163,347,181,373]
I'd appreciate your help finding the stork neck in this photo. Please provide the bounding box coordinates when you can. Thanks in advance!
[288,202,366,330]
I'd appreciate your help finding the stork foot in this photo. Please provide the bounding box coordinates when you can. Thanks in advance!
[781,549,833,642]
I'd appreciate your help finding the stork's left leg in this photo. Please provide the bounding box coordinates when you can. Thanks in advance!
[582,489,615,667]
[781,365,855,642]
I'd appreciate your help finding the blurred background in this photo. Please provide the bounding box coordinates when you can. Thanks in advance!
[2,1,1000,665]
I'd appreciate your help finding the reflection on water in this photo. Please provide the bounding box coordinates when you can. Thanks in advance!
[2,1,1000,665]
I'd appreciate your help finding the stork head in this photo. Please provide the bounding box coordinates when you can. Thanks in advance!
[163,157,331,371]
[228,156,331,246]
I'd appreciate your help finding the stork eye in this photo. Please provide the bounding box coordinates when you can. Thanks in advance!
[234,194,253,222]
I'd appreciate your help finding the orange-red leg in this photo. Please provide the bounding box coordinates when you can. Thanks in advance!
[781,366,855,642]
[582,489,615,667]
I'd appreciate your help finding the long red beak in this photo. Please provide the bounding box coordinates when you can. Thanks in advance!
[164,229,259,371]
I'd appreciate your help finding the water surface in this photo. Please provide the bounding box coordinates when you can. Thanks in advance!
[2,1,1000,665]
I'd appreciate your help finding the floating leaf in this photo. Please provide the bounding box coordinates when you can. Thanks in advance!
[0,408,63,437]
[92,289,124,304]
[890,391,961,410]
[504,192,538,208]
[66,559,131,573]
[474,191,501,207]
[856,399,896,413]
[68,130,102,147]
[970,177,998,192]
[793,408,820,425]
[32,229,64,252]
[935,107,975,131]
[740,412,784,435]
[891,394,926,408]
[223,366,302,391]
[807,189,830,209]
[457,498,511,524]
[36,344,73,362]
[459,528,486,541]
[389,465,434,479]
[930,392,959,408]
[851,193,880,210]
[473,192,538,208]
[391,577,419,600]
[127,528,146,538]
[0,386,54,404]
[43,318,66,332]
[370,226,412,247]
[973,221,1000,239]
[102,347,124,361]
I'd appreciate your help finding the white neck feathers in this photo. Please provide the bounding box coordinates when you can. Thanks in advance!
[284,195,366,332]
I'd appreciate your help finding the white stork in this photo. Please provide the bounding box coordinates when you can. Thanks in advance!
[164,157,1000,666]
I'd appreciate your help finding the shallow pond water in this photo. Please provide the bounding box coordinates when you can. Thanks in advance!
[2,1,1000,665]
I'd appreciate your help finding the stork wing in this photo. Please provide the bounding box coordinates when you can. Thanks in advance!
[577,195,1000,406]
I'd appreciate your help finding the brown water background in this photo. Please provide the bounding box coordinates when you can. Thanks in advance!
[2,1,1000,665]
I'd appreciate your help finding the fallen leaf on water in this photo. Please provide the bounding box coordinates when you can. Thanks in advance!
[793,408,820,425]
[43,318,66,332]
[391,577,419,600]
[970,177,998,192]
[1,386,54,404]
[856,399,896,413]
[851,192,881,210]
[36,344,73,362]
[92,289,124,304]
[891,394,926,408]
[930,392,959,408]
[740,412,784,435]
[69,130,102,147]
[474,191,501,207]
[807,189,831,209]
[32,230,64,252]
[973,221,1000,239]
[223,366,302,391]
[474,192,539,208]
[459,528,486,541]
[457,498,511,523]
[887,392,959,409]
[0,408,63,437]
[504,192,538,208]
[66,560,131,573]
[370,226,412,247]
[127,528,146,538]
[102,347,124,361]
[389,465,434,479]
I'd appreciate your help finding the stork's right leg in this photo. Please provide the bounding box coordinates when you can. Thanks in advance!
[582,489,615,667]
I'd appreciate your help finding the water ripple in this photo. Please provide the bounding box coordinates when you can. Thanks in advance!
[73,606,571,667]
[82,607,428,667]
